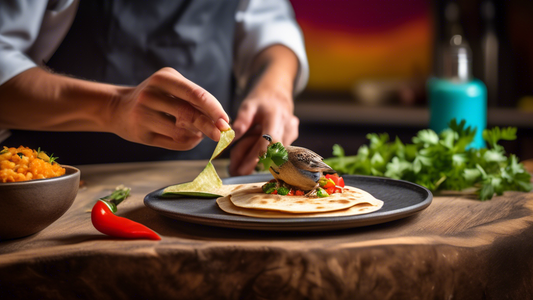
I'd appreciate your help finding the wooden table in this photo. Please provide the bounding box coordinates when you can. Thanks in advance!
[1,159,532,300]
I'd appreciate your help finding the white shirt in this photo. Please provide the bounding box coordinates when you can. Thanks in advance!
[0,0,309,143]
[0,0,308,90]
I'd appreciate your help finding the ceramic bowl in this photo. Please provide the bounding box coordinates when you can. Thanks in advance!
[0,166,80,240]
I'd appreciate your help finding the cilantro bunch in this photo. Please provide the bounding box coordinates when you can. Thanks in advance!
[258,142,289,171]
[324,120,532,200]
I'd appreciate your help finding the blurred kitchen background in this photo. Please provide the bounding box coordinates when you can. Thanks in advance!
[289,0,533,160]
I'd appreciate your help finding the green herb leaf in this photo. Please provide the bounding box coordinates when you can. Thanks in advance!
[332,144,345,157]
[323,119,532,201]
[48,153,58,165]
[259,142,289,170]
[413,129,439,146]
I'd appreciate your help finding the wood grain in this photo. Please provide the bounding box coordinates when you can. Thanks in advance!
[0,159,532,299]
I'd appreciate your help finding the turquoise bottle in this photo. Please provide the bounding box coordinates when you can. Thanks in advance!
[428,35,487,148]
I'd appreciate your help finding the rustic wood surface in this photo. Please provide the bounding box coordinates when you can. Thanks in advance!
[1,159,533,300]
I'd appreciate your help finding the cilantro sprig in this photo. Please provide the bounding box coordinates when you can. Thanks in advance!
[258,142,289,171]
[36,147,59,165]
[324,120,532,200]
[48,154,59,165]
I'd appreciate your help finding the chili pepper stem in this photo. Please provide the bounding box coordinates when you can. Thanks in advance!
[98,199,117,214]
[99,186,131,213]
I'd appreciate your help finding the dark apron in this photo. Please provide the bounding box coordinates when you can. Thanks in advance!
[7,0,239,164]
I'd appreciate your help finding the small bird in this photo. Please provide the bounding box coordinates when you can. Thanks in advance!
[262,134,336,195]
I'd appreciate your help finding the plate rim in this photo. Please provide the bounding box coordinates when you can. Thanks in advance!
[144,174,433,231]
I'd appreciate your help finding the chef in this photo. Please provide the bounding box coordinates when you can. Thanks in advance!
[0,0,308,176]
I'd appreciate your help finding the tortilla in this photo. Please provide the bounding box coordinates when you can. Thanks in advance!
[216,194,383,218]
[209,183,259,197]
[224,182,383,214]
[163,129,235,197]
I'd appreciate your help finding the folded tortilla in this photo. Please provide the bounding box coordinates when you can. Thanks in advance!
[216,182,383,218]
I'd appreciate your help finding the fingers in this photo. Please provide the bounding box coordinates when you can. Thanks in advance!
[256,107,299,146]
[229,133,265,176]
[148,68,229,129]
[149,131,203,151]
[215,118,231,132]
[116,68,231,151]
[129,106,205,150]
[232,102,257,140]
[229,116,299,176]
[282,115,300,145]
[229,97,300,175]
[137,84,227,142]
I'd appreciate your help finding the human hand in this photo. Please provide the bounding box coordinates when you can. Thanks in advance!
[229,84,299,176]
[108,68,230,150]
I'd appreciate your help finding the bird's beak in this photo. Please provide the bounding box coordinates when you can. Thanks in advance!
[262,134,273,144]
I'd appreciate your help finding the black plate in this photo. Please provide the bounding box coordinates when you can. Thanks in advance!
[144,174,432,231]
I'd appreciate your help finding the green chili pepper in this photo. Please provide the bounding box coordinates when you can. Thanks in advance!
[262,182,277,194]
[316,187,329,198]
[277,186,290,195]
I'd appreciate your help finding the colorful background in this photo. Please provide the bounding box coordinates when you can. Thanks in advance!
[289,0,433,92]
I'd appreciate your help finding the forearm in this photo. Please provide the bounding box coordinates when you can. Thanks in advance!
[246,44,299,111]
[230,44,300,175]
[0,67,123,132]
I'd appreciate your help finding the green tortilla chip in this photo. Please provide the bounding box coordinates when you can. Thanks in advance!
[163,129,234,197]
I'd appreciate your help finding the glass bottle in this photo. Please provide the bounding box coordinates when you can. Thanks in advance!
[428,34,487,148]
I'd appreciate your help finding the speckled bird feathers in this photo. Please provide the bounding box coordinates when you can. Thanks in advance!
[286,146,335,173]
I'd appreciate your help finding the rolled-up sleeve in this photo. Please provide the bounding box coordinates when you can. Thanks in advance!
[0,0,77,86]
[234,0,309,94]
[0,0,47,85]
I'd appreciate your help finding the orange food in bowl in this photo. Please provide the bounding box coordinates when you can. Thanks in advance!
[0,146,65,183]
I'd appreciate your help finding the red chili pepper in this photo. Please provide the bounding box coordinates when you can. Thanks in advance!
[91,186,160,240]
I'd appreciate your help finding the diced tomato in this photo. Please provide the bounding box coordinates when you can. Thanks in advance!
[323,178,335,188]
[325,174,345,188]
[295,190,305,196]
[337,177,345,187]
[272,189,278,195]
[325,187,335,195]
[287,189,294,196]
[326,174,339,185]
